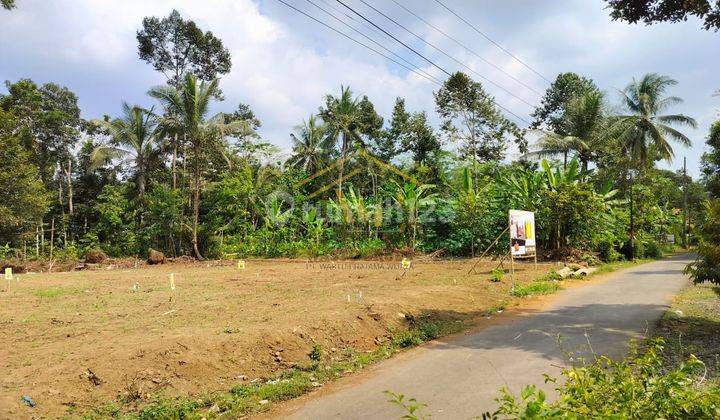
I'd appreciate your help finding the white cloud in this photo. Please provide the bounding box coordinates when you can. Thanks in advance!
[1,0,717,176]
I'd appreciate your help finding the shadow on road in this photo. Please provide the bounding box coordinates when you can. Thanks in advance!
[416,302,670,363]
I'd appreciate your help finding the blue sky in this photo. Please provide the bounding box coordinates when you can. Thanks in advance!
[1,0,717,177]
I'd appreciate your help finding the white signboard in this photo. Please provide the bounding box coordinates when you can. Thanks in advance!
[509,210,536,256]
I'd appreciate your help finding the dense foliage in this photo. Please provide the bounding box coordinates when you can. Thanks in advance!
[487,339,720,419]
[605,0,720,31]
[685,199,720,284]
[0,9,708,264]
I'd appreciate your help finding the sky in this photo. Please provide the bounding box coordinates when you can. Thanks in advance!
[1,0,718,177]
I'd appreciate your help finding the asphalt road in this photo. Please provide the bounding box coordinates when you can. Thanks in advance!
[283,255,691,419]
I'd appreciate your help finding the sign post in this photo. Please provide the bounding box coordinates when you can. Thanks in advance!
[509,210,537,281]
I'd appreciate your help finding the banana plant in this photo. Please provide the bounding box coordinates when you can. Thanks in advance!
[497,168,546,210]
[302,206,326,246]
[262,192,293,228]
[541,157,584,191]
[392,182,437,249]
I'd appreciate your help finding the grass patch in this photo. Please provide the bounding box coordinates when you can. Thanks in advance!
[511,281,562,297]
[33,286,81,298]
[657,282,720,380]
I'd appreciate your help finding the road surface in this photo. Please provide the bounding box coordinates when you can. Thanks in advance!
[281,255,691,419]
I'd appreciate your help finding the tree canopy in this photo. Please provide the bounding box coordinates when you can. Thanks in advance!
[137,10,232,87]
[605,0,720,31]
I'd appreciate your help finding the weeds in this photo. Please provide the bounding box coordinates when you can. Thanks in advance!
[511,281,562,297]
[489,268,505,282]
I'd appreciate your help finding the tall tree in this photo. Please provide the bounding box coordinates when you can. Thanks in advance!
[136,10,232,88]
[319,86,363,198]
[137,9,232,190]
[611,73,696,259]
[436,72,522,163]
[531,72,599,134]
[604,0,720,31]
[376,97,409,162]
[702,120,720,198]
[612,74,696,164]
[403,112,441,167]
[149,74,249,259]
[531,90,607,172]
[1,0,15,10]
[91,103,160,197]
[0,108,49,245]
[288,114,332,175]
[0,79,81,188]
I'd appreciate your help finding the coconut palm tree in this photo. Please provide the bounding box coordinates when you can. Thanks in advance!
[91,103,159,197]
[149,74,250,259]
[611,73,696,259]
[530,90,606,172]
[287,114,332,174]
[612,74,696,164]
[319,86,363,198]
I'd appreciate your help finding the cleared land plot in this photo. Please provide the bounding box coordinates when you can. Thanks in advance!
[0,258,556,417]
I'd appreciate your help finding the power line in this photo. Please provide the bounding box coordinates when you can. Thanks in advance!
[276,0,530,125]
[274,0,441,85]
[334,0,451,77]
[335,0,531,124]
[355,0,537,108]
[389,0,543,96]
[434,0,551,84]
[304,0,442,84]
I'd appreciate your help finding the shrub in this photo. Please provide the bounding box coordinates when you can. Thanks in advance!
[487,338,720,419]
[308,344,322,363]
[643,240,663,258]
[686,200,720,285]
[489,268,504,282]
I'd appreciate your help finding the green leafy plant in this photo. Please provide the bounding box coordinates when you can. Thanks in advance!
[489,268,505,282]
[486,338,720,419]
[308,344,323,363]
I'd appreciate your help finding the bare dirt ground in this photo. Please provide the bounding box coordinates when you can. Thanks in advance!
[0,258,555,418]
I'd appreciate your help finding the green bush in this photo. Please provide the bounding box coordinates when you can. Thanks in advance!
[486,338,720,419]
[643,239,663,258]
[489,268,504,282]
[308,344,322,363]
[686,200,720,285]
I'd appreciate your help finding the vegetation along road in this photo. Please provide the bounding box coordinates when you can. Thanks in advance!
[281,255,691,419]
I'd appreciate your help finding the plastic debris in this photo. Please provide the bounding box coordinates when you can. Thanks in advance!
[21,395,35,407]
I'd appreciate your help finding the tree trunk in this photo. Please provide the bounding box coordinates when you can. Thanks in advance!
[138,168,146,197]
[49,217,55,260]
[192,143,203,260]
[337,132,347,199]
[172,135,178,189]
[66,159,73,215]
[563,151,568,171]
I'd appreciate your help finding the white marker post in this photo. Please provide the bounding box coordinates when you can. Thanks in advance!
[4,267,12,280]
[169,273,176,291]
[237,260,246,269]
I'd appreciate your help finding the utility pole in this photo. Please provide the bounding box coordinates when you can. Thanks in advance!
[682,157,688,248]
